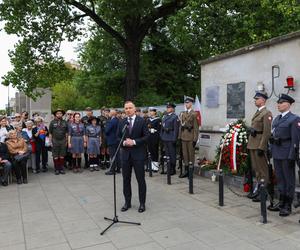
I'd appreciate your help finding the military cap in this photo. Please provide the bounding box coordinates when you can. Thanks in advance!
[277,94,295,104]
[253,91,268,100]
[53,108,65,115]
[166,102,176,108]
[184,96,194,103]
[85,107,93,111]
[149,107,157,112]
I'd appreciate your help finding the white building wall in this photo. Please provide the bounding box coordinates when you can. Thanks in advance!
[200,37,300,160]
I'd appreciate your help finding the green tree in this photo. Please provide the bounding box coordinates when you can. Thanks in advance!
[52,80,92,110]
[0,0,187,100]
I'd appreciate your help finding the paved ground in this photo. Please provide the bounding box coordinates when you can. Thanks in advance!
[1,165,300,250]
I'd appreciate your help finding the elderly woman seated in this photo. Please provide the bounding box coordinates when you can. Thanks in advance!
[6,130,28,184]
[0,141,12,186]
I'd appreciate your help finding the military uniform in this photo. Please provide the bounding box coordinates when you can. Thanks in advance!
[247,108,272,182]
[160,103,179,174]
[178,98,199,178]
[270,94,300,216]
[147,108,161,171]
[49,109,68,174]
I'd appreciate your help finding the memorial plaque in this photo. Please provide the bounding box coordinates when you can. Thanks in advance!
[205,86,219,108]
[227,82,245,118]
[199,134,211,147]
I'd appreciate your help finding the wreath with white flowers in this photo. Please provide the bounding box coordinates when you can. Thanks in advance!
[216,120,249,174]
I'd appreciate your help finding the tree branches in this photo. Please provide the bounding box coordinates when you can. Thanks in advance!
[65,0,127,49]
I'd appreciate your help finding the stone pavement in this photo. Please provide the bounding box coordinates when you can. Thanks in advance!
[1,167,300,250]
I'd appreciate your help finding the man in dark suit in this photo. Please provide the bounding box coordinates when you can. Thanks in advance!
[270,94,300,217]
[105,109,120,175]
[118,101,149,213]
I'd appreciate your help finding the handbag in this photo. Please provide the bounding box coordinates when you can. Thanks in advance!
[45,136,51,147]
[14,153,29,162]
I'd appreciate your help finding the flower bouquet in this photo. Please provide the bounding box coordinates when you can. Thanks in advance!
[216,120,249,174]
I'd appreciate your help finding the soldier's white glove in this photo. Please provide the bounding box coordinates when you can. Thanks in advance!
[150,128,157,134]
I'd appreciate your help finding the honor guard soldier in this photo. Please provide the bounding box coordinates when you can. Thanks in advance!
[270,94,300,217]
[160,103,179,175]
[178,97,199,178]
[82,107,94,168]
[147,107,161,171]
[247,91,272,201]
[49,109,68,175]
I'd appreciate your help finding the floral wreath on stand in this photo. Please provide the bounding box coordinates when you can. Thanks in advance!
[216,120,250,182]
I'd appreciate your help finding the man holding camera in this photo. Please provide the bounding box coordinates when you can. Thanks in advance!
[247,91,272,202]
[270,94,300,217]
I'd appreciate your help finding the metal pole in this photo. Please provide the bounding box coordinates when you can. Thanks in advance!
[188,162,194,194]
[260,179,267,223]
[219,170,224,206]
[7,85,10,116]
[166,156,171,185]
[148,151,152,177]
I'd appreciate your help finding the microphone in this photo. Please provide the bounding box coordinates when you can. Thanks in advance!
[122,121,129,133]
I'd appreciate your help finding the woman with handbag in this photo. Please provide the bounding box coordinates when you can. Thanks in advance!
[33,117,49,172]
[6,130,28,184]
[22,120,37,173]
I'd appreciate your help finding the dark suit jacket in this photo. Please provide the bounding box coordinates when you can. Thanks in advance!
[118,116,149,161]
[105,117,119,146]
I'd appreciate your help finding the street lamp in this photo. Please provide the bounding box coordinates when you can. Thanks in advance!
[7,85,10,116]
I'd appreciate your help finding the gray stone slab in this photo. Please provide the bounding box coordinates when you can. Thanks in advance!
[150,227,195,248]
[192,227,239,247]
[106,227,153,249]
[32,243,71,250]
[1,243,26,250]
[0,230,24,248]
[60,218,99,234]
[122,242,164,250]
[25,229,66,249]
[166,240,211,250]
[77,243,117,250]
[65,229,110,249]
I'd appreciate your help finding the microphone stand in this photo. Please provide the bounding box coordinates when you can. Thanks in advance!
[100,124,141,235]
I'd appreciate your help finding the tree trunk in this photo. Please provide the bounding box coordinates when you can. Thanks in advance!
[124,42,141,101]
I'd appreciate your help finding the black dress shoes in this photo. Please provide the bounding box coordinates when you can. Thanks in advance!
[138,204,146,213]
[121,203,131,212]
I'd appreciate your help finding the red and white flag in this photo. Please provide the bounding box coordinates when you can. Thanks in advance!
[194,95,202,126]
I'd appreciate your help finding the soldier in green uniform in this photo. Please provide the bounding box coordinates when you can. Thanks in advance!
[49,109,69,175]
[247,91,272,201]
[178,97,199,178]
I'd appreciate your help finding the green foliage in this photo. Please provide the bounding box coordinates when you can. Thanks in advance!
[52,80,91,111]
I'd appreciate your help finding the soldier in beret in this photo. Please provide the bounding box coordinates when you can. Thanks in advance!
[160,103,179,175]
[247,91,272,202]
[269,94,300,216]
[178,97,199,178]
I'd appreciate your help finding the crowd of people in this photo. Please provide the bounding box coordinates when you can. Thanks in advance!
[0,97,198,188]
[0,92,299,217]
